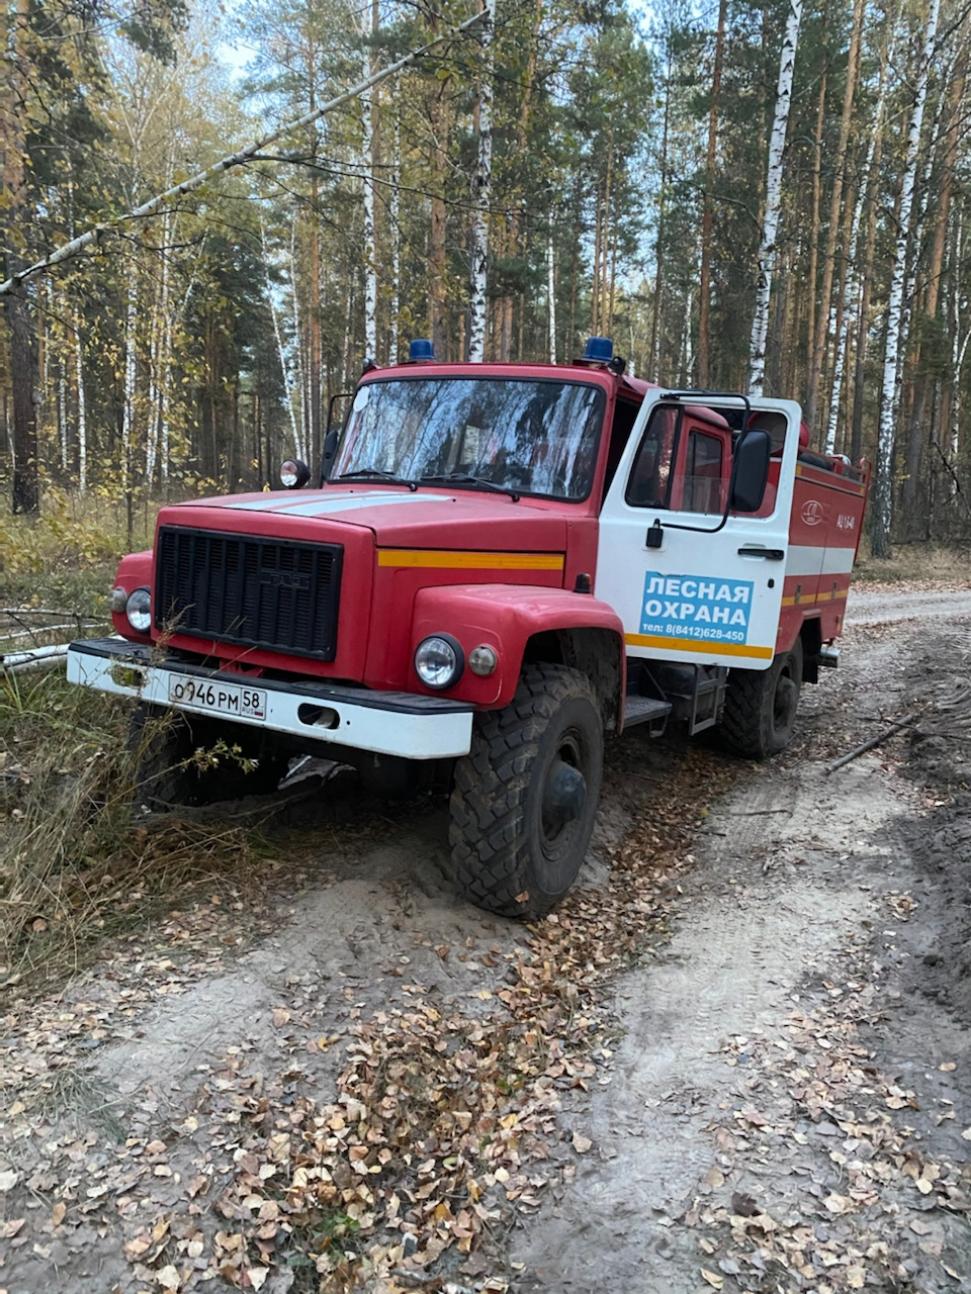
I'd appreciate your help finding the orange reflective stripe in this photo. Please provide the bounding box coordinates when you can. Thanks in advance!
[377,549,565,570]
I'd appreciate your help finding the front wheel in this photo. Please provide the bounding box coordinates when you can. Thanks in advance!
[449,663,604,919]
[719,638,803,759]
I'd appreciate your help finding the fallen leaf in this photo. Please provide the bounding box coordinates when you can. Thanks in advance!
[156,1265,180,1291]
[700,1269,724,1290]
[846,1267,865,1289]
[50,1202,66,1228]
[571,1132,592,1154]
[824,1193,852,1214]
[939,1061,957,1072]
[247,1269,269,1291]
[272,1008,290,1028]
[0,1170,18,1192]
[731,1191,759,1217]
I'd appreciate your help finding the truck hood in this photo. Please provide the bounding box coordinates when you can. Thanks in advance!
[165,486,569,551]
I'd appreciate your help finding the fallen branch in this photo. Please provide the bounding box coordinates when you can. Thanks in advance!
[824,712,920,774]
[0,644,72,673]
[0,9,484,296]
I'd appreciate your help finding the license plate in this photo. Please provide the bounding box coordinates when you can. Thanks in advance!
[167,674,267,721]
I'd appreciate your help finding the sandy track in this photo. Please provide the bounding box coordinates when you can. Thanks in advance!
[846,585,971,625]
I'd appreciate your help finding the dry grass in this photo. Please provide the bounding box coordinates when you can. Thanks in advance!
[0,669,261,993]
[852,542,971,588]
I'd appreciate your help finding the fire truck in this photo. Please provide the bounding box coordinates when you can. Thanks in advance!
[67,338,869,917]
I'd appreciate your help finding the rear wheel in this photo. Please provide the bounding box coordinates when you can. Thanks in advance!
[128,703,290,807]
[449,663,604,919]
[720,638,803,759]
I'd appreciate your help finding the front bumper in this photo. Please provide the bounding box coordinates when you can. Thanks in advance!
[67,639,473,760]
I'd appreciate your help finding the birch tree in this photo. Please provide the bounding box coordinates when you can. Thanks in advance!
[747,0,803,398]
[360,0,379,360]
[467,0,495,363]
[871,0,940,557]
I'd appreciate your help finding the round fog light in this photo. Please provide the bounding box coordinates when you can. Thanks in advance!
[125,587,152,634]
[414,634,464,690]
[469,644,498,677]
[110,585,128,613]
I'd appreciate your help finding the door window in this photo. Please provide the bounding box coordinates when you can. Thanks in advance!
[683,430,725,515]
[626,407,678,508]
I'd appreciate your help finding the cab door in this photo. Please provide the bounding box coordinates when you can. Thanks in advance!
[595,393,800,671]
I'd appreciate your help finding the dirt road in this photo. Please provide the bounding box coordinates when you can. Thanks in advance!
[1,588,969,1294]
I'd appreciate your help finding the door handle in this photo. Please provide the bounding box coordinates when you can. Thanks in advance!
[737,546,785,560]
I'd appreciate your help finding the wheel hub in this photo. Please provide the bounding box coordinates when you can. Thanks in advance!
[542,757,587,841]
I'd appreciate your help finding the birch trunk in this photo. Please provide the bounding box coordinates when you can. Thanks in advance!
[949,213,967,471]
[467,0,495,363]
[361,0,379,360]
[806,0,864,428]
[389,106,401,363]
[696,0,727,386]
[74,308,87,492]
[547,231,557,364]
[121,264,139,545]
[872,0,940,557]
[649,57,671,374]
[261,215,301,459]
[824,43,893,454]
[747,0,803,398]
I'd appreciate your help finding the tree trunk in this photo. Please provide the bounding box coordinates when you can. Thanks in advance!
[495,0,542,361]
[805,66,827,398]
[120,265,138,542]
[467,0,495,362]
[74,307,87,491]
[696,0,727,386]
[547,230,557,363]
[748,0,803,398]
[805,0,864,429]
[872,0,940,557]
[361,0,379,359]
[262,216,302,458]
[389,104,401,364]
[650,55,671,374]
[901,40,967,509]
[2,0,39,513]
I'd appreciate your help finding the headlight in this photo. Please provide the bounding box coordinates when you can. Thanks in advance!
[125,587,152,634]
[280,458,310,489]
[414,634,464,690]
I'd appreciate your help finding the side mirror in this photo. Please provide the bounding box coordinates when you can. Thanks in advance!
[280,458,311,489]
[730,429,771,513]
[320,428,339,481]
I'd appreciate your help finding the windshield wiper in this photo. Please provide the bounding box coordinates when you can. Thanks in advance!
[334,467,417,490]
[419,472,520,502]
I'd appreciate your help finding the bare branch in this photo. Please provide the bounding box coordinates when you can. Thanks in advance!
[0,9,485,297]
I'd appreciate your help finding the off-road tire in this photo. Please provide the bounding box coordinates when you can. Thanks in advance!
[720,638,803,760]
[128,703,289,808]
[449,663,604,919]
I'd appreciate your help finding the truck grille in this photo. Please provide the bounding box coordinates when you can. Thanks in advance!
[155,527,343,660]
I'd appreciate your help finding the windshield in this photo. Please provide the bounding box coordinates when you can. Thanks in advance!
[331,377,605,500]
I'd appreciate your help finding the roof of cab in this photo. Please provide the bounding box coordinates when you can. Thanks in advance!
[359,358,660,402]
